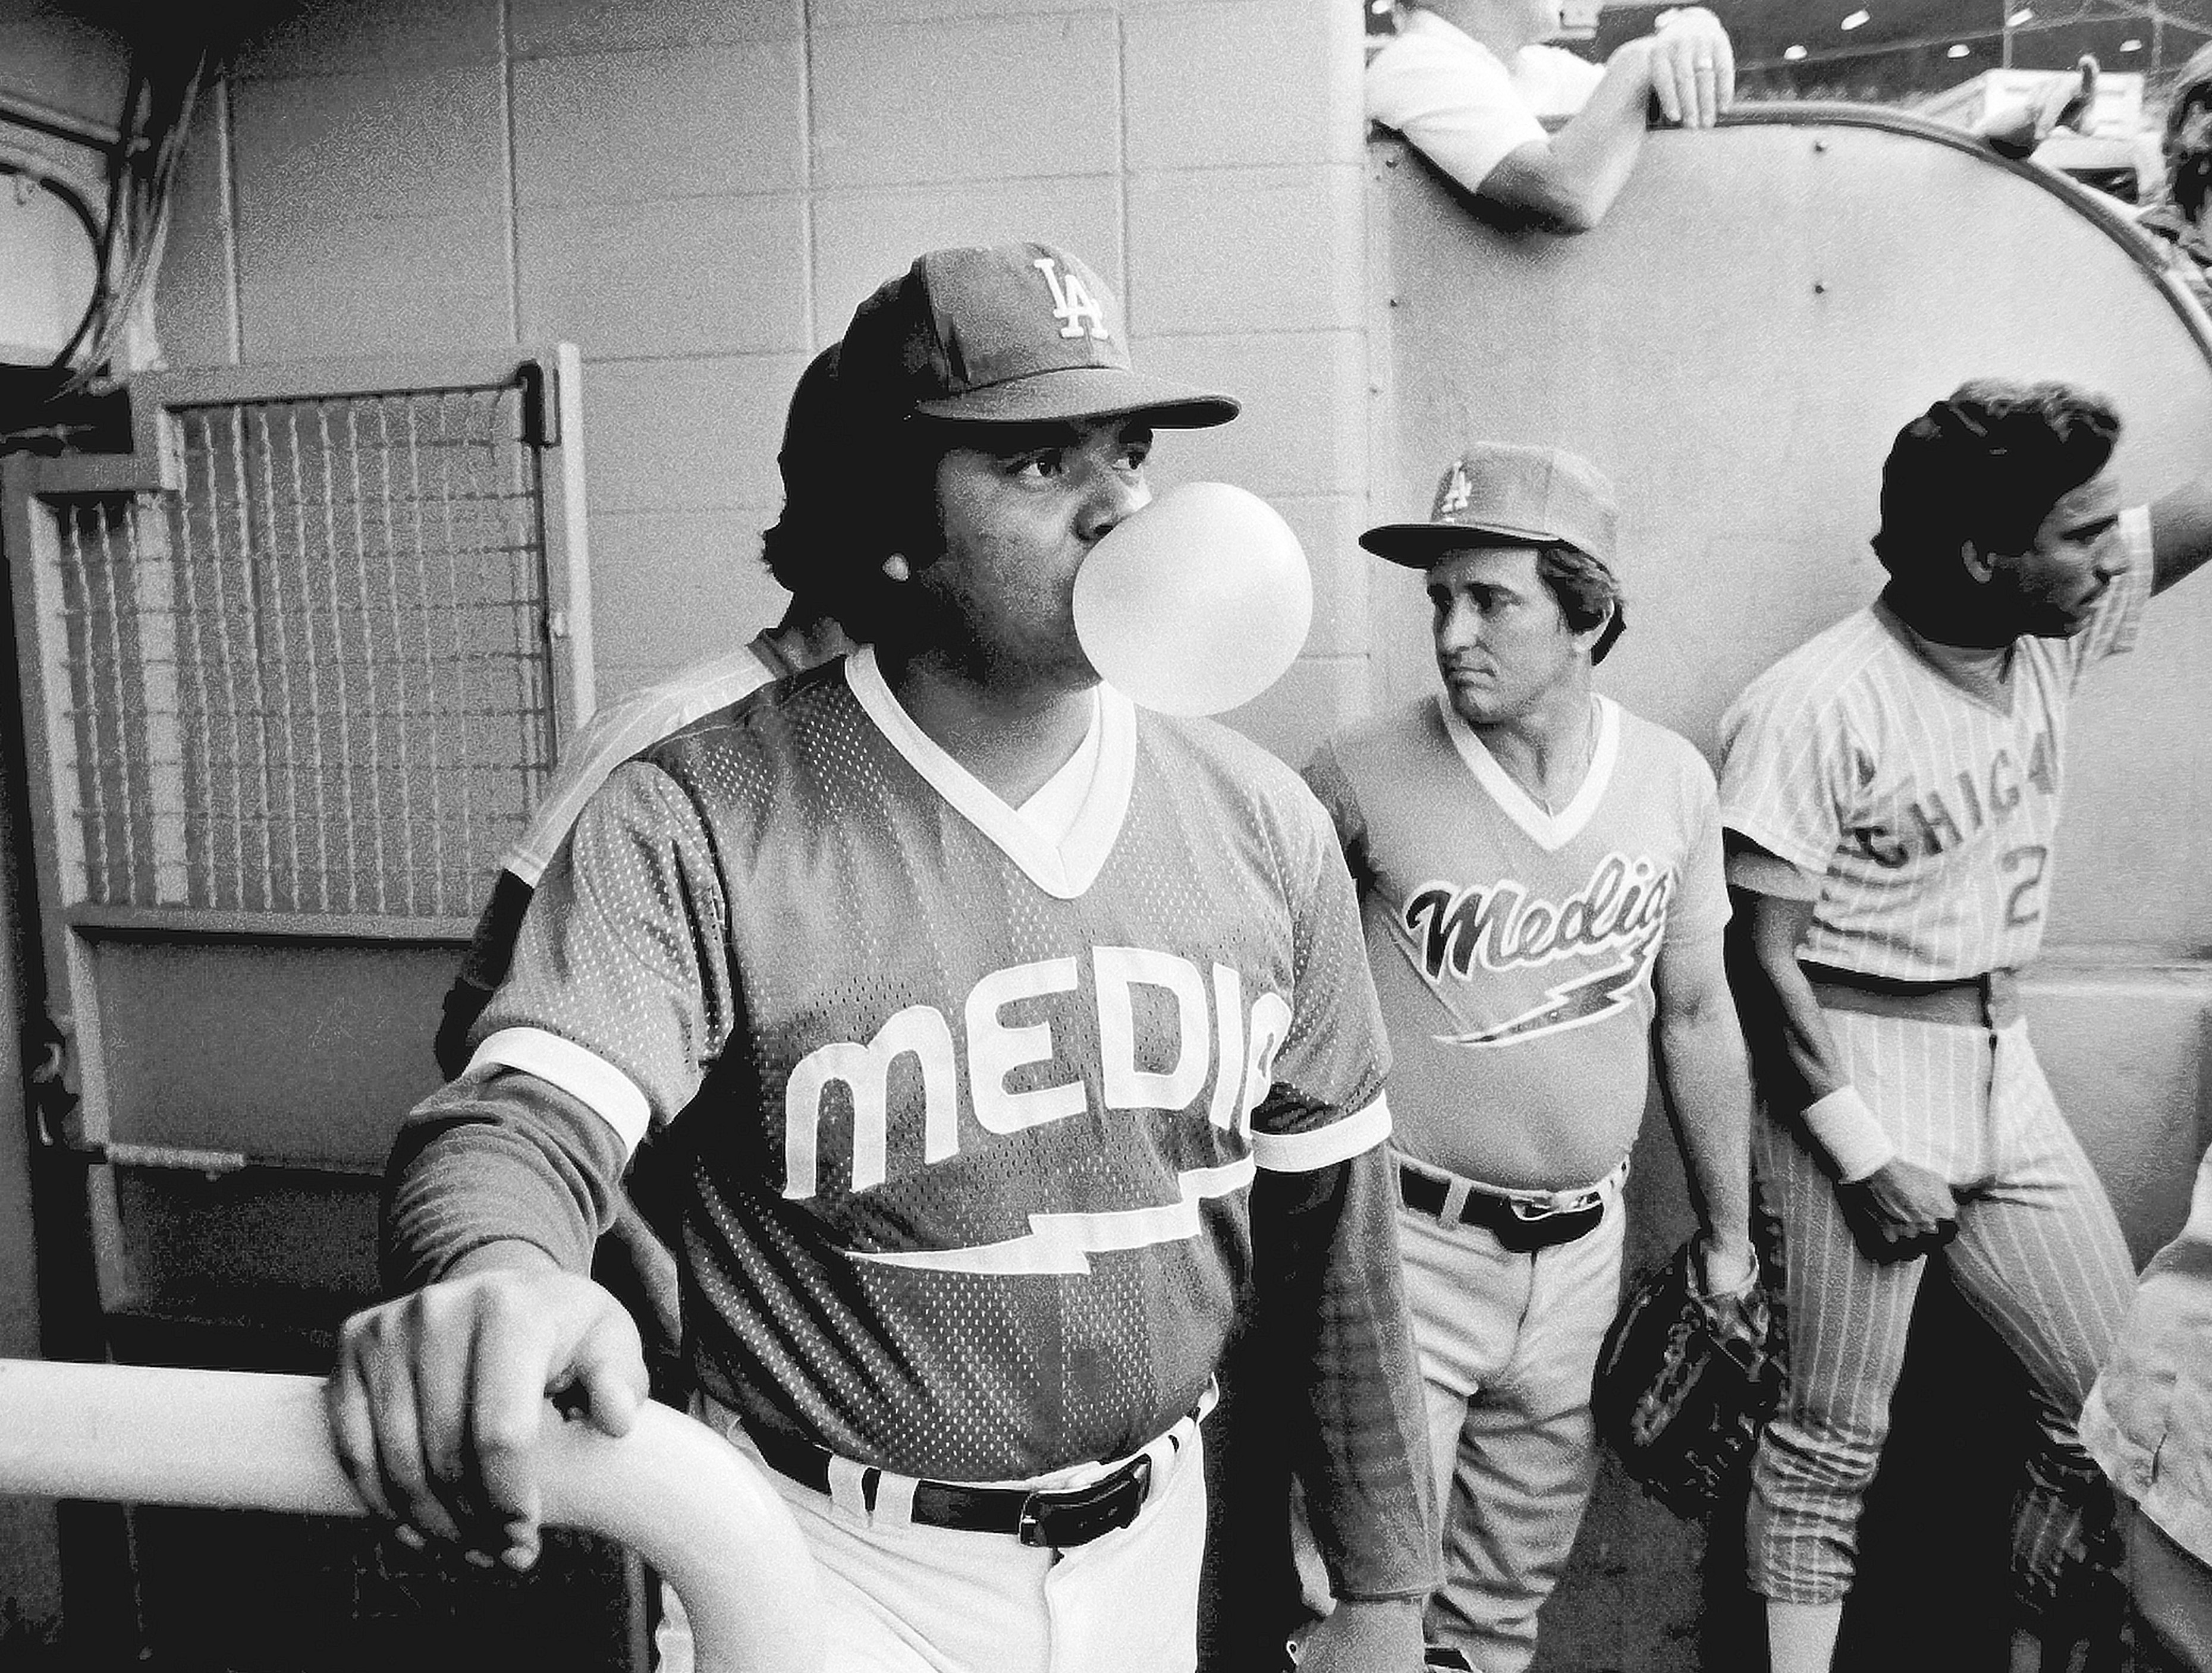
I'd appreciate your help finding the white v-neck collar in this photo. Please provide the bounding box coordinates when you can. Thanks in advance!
[1438,693,1620,851]
[844,647,1136,900]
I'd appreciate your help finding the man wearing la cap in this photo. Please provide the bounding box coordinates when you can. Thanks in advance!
[1302,442,1756,1673]
[324,241,1435,1673]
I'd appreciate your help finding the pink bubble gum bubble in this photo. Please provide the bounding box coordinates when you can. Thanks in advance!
[1074,482,1314,718]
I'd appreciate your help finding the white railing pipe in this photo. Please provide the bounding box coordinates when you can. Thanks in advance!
[0,1357,825,1673]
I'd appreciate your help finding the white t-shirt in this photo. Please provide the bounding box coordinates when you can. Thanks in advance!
[1366,10,1605,194]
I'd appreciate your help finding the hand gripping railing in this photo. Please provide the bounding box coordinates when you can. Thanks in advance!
[0,1358,826,1672]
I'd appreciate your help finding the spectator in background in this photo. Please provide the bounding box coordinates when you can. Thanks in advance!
[2139,44,2212,310]
[1365,0,1735,234]
[2081,1147,2212,1671]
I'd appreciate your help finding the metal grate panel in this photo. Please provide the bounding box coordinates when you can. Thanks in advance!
[44,386,555,918]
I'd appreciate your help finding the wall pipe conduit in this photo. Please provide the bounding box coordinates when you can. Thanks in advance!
[0,1357,827,1672]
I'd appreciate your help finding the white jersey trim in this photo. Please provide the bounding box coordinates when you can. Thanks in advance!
[844,646,1136,900]
[1253,1092,1393,1174]
[1438,693,1620,851]
[502,641,777,886]
[846,1155,1258,1275]
[467,1026,652,1156]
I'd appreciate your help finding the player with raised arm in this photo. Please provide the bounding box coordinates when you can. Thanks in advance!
[324,241,1435,1673]
[1719,379,2212,1673]
[1366,0,1733,235]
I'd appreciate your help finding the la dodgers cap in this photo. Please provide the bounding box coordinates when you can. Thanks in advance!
[838,241,1240,429]
[1360,442,1618,569]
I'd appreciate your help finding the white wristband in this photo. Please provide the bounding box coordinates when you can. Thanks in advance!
[1799,1085,1895,1184]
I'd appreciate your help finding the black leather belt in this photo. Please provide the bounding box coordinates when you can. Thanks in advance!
[745,1426,1156,1549]
[1802,961,2022,1030]
[1398,1163,1607,1253]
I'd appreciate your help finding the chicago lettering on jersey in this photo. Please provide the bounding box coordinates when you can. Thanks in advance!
[1853,728,2058,869]
[781,945,1289,1201]
[1398,851,1674,983]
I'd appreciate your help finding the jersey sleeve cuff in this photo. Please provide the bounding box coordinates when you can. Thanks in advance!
[1725,844,1824,902]
[467,1027,651,1157]
[1801,1084,1894,1183]
[1721,816,1834,888]
[1252,1092,1391,1173]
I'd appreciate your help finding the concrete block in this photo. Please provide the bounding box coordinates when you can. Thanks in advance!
[2022,963,2212,1263]
[581,351,813,513]
[811,178,1123,335]
[811,0,1114,21]
[1138,329,1366,500]
[1126,3,1359,171]
[227,0,501,78]
[231,67,507,224]
[513,43,806,206]
[511,0,804,54]
[1127,165,1363,336]
[1217,653,1369,768]
[812,13,1120,187]
[518,195,809,358]
[586,505,791,673]
[235,210,513,363]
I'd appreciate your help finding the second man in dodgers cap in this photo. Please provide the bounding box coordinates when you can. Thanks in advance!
[1299,440,1757,1672]
[331,240,1437,1673]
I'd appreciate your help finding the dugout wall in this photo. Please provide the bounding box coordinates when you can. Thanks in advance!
[1367,107,2212,1668]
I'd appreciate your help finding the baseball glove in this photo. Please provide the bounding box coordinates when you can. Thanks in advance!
[1592,1239,1784,1519]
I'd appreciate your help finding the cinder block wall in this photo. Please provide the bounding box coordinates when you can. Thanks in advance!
[152,0,1376,763]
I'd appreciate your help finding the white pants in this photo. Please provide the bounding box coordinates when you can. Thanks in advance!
[1400,1183,1627,1673]
[662,1403,1209,1673]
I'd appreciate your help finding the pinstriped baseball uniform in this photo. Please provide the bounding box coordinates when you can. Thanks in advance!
[1717,507,2152,1614]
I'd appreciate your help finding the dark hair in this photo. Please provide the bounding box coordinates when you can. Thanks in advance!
[758,340,945,641]
[1537,543,1626,663]
[1871,379,2120,583]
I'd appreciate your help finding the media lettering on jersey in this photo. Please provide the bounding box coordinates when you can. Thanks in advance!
[781,946,1286,1202]
[1399,851,1674,982]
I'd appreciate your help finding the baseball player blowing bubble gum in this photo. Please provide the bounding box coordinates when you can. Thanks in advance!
[1718,379,2212,1673]
[323,241,1438,1673]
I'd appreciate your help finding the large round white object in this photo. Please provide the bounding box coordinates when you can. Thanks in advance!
[1073,481,1314,718]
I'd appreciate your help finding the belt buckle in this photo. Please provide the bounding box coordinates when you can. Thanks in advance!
[1016,1454,1152,1549]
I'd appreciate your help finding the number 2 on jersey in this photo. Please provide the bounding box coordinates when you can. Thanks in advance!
[2000,844,2050,927]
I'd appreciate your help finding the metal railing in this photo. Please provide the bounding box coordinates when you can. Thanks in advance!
[0,1358,825,1672]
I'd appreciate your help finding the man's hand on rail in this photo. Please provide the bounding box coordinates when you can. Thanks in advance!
[325,1241,648,1572]
[1647,8,1733,131]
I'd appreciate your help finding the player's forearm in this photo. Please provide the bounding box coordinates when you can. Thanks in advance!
[1254,1146,1439,1600]
[1722,901,1895,1181]
[385,1071,631,1293]
[1654,1002,1754,1254]
[1722,899,1848,1108]
[1487,43,1653,231]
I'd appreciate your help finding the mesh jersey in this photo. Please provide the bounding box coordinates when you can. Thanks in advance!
[472,647,1392,1480]
[1306,694,1728,1188]
[1718,507,2151,982]
[500,636,783,886]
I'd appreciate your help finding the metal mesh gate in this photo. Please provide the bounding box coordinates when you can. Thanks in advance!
[44,385,556,921]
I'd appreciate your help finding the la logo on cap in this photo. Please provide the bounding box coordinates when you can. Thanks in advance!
[1033,256,1109,342]
[1437,460,1472,518]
